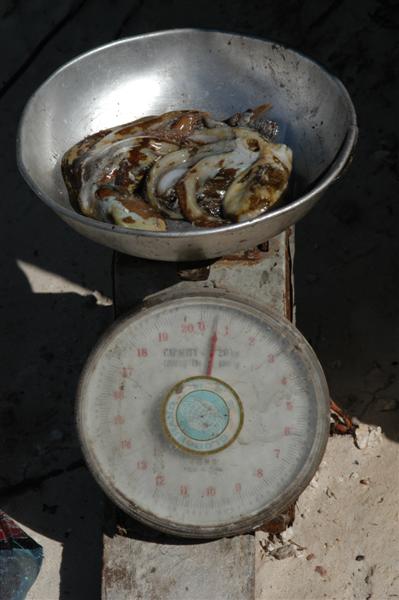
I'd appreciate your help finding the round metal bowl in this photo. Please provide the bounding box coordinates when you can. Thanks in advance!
[17,29,357,262]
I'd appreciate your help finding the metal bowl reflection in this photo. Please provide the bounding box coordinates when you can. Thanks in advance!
[17,29,357,261]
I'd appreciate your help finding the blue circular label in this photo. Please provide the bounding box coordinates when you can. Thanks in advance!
[176,390,230,441]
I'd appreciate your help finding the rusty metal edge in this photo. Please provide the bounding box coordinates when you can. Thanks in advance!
[284,227,294,323]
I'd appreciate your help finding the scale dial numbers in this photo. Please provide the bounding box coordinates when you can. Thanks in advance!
[78,293,330,538]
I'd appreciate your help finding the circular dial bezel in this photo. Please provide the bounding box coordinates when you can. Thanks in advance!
[77,290,330,539]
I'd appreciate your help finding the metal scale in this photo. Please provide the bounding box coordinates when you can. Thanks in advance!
[17,29,357,598]
[78,242,330,541]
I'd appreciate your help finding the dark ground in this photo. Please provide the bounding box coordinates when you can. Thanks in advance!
[0,0,398,598]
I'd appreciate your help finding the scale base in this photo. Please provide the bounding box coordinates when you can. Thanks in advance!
[102,231,294,598]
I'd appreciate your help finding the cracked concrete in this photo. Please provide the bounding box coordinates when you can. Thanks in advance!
[256,435,399,599]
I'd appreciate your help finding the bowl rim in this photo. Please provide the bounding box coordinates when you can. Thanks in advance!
[16,28,358,240]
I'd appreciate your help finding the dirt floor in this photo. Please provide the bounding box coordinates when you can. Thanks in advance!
[255,433,399,599]
[1,0,398,598]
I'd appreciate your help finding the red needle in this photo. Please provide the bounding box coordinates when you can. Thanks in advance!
[206,331,218,376]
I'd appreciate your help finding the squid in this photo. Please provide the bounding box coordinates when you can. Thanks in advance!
[62,106,292,231]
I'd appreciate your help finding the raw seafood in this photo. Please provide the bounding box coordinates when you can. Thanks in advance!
[62,106,292,231]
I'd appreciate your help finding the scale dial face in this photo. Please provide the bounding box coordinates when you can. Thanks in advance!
[77,292,330,538]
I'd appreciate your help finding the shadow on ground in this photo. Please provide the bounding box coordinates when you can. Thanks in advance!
[0,200,113,599]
